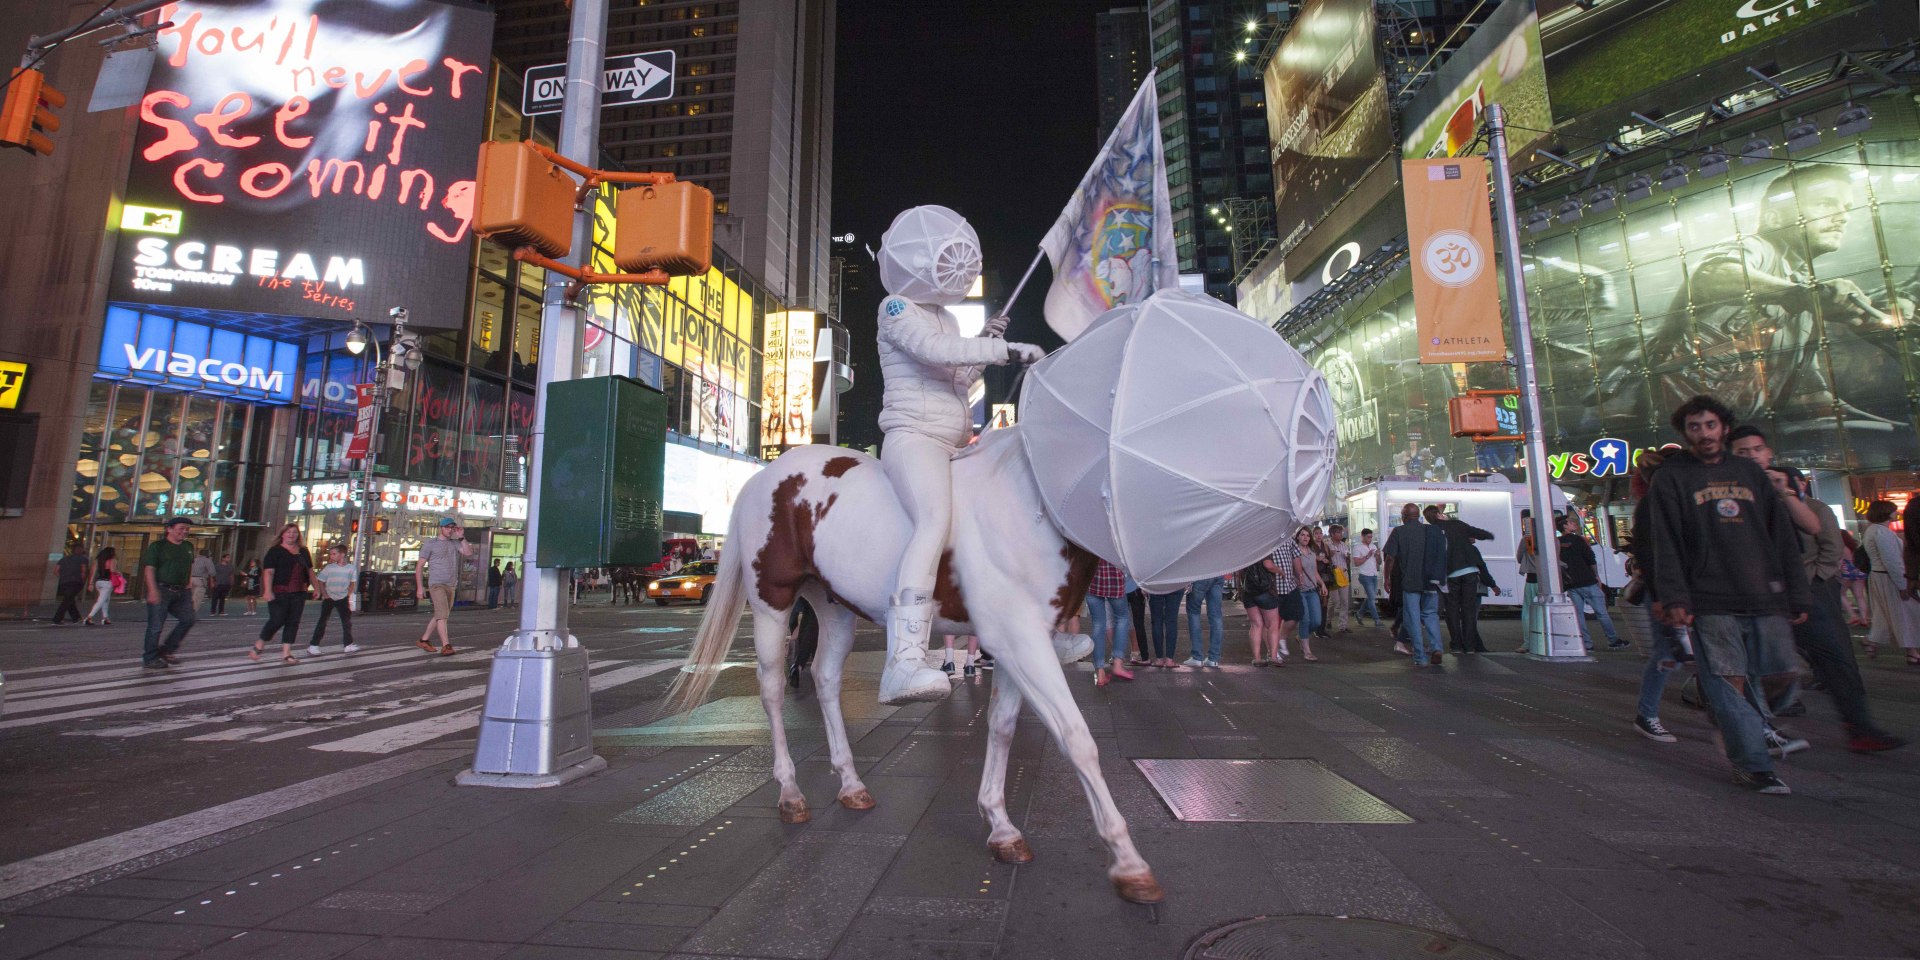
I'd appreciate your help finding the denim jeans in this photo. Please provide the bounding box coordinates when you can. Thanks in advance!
[1299,589,1323,639]
[1632,603,1681,720]
[1086,595,1131,668]
[1185,577,1225,661]
[1404,590,1443,662]
[1690,614,1782,773]
[1792,576,1881,733]
[142,586,196,663]
[1356,574,1381,624]
[1148,592,1182,659]
[1568,583,1620,645]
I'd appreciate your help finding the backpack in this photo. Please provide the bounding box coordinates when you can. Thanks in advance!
[1240,559,1276,598]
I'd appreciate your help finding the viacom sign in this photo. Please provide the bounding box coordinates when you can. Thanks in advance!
[98,306,301,404]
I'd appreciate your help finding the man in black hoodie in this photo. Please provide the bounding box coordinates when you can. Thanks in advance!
[1647,395,1810,795]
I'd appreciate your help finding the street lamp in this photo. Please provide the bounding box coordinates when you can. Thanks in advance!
[346,308,410,611]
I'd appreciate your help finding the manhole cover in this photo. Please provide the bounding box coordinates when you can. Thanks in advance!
[1185,916,1519,959]
[1134,759,1412,823]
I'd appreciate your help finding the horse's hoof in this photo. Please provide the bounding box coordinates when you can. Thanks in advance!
[988,837,1034,864]
[777,800,810,823]
[838,789,876,810]
[1111,871,1164,904]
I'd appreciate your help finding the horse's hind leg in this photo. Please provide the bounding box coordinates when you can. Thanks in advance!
[979,677,1031,862]
[988,621,1161,903]
[807,595,874,809]
[752,604,810,823]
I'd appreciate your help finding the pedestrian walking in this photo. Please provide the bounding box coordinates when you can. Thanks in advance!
[253,524,314,665]
[1516,512,1540,652]
[1769,468,1903,751]
[417,517,473,656]
[308,543,360,656]
[1087,558,1135,686]
[1352,528,1383,626]
[51,542,90,626]
[1430,506,1495,653]
[1624,453,1685,744]
[1307,527,1335,639]
[140,517,200,668]
[1291,527,1326,661]
[501,561,519,608]
[1148,585,1186,668]
[1267,533,1309,664]
[487,559,503,609]
[1326,525,1353,633]
[210,553,234,615]
[1383,503,1446,666]
[84,545,118,626]
[1238,557,1282,665]
[1646,395,1810,794]
[1125,583,1150,666]
[190,549,216,613]
[1559,513,1625,651]
[1862,499,1920,662]
[240,560,261,615]
[1182,575,1226,667]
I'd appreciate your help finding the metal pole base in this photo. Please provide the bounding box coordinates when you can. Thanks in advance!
[1524,596,1595,662]
[460,639,603,788]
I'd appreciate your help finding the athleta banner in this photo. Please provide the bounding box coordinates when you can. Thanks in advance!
[1404,157,1506,364]
[107,0,495,328]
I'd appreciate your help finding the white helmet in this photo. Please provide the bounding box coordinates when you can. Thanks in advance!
[877,205,982,306]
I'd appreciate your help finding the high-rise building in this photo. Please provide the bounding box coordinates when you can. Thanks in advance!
[1095,7,1151,144]
[491,0,836,311]
[1147,1,1290,301]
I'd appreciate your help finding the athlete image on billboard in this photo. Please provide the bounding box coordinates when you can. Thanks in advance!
[109,0,495,328]
[1647,166,1912,428]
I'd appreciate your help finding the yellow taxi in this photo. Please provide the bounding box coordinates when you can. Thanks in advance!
[647,561,719,605]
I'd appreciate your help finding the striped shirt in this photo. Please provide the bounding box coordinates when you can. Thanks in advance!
[1268,540,1302,594]
[314,562,358,600]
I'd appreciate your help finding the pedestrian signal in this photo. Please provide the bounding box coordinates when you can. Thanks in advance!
[614,180,713,276]
[1,68,65,157]
[474,140,576,257]
[1448,395,1500,437]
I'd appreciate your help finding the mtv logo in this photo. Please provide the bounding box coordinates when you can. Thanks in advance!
[141,211,177,230]
[119,204,182,235]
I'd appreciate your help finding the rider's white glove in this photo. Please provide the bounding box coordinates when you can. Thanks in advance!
[1006,342,1046,364]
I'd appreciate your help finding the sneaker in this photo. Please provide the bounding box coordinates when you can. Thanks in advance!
[940,659,955,676]
[1634,716,1678,743]
[1847,729,1907,753]
[342,643,361,654]
[1734,770,1792,795]
[1182,657,1205,667]
[142,659,170,670]
[1606,639,1631,650]
[307,644,323,657]
[1206,659,1221,668]
[1393,642,1411,655]
[1764,728,1810,758]
[963,663,976,678]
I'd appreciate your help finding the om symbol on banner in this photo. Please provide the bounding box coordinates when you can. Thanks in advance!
[1421,229,1485,288]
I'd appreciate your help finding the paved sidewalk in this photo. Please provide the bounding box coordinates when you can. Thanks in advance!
[5,617,1920,959]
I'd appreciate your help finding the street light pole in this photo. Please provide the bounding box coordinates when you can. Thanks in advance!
[1486,104,1584,660]
[347,310,406,610]
[458,0,610,787]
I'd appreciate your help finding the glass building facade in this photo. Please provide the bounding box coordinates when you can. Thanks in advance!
[1297,93,1920,521]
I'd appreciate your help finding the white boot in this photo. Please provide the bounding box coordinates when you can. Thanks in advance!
[880,593,950,705]
[1050,631,1093,664]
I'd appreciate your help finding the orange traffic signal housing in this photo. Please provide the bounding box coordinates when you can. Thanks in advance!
[1,68,65,156]
[615,180,713,276]
[1448,395,1500,437]
[474,140,577,257]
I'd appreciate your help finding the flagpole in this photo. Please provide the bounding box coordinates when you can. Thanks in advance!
[991,246,1048,323]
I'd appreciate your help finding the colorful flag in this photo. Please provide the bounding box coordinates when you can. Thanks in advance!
[1040,71,1179,341]
[1404,157,1507,363]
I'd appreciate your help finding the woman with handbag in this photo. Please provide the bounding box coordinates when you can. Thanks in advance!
[252,525,315,664]
[84,546,119,626]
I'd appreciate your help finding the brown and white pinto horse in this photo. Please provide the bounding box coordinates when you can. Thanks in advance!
[671,428,1163,903]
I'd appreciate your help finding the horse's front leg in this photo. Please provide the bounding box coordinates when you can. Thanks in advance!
[979,675,1031,862]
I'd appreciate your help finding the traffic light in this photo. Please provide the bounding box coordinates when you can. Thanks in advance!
[373,517,389,534]
[1448,395,1500,437]
[1,68,65,157]
[474,140,576,257]
[614,180,713,276]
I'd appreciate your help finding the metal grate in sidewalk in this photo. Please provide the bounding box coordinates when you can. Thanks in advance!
[1134,758,1412,823]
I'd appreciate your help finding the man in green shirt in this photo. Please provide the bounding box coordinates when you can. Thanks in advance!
[141,517,200,669]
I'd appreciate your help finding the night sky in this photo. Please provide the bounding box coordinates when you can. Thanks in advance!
[830,0,1107,441]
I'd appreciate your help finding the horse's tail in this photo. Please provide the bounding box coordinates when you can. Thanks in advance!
[666,541,747,715]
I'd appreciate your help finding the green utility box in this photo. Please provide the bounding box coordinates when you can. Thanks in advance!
[535,375,666,568]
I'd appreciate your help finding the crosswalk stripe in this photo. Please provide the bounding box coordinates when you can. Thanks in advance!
[262,659,637,746]
[6,646,423,703]
[307,660,681,754]
[3,647,442,714]
[184,724,280,742]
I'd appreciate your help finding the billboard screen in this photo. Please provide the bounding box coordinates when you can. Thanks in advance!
[108,0,496,328]
[1541,0,1872,121]
[1403,0,1552,158]
[1263,0,1393,255]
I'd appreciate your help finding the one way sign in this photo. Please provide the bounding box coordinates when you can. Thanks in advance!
[522,50,675,117]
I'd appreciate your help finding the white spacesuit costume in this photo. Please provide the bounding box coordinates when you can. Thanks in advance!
[875,206,1046,705]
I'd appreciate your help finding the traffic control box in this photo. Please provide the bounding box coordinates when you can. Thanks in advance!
[535,375,665,568]
[1,68,64,156]
[1448,395,1500,437]
[474,140,577,257]
[614,180,713,275]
